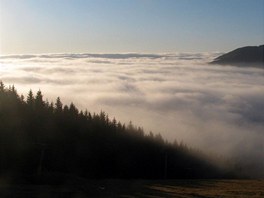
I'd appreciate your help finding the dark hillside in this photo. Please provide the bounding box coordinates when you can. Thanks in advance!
[0,82,233,184]
[211,45,264,67]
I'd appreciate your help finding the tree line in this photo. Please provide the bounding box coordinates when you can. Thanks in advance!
[0,81,232,184]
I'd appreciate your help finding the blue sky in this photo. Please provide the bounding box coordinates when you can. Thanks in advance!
[0,0,263,54]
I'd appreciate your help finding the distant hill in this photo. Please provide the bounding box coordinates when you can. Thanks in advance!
[211,45,264,67]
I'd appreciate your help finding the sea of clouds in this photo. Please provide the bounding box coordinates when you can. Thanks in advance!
[1,52,264,176]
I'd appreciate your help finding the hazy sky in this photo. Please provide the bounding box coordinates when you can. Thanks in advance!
[0,0,263,54]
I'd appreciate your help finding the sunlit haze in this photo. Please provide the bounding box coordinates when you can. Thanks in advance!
[1,53,264,178]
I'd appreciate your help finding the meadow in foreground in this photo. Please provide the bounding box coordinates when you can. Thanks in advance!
[1,179,264,198]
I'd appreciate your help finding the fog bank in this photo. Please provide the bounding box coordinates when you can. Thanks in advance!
[1,52,264,177]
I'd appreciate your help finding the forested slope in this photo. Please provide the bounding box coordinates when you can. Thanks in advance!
[0,82,232,183]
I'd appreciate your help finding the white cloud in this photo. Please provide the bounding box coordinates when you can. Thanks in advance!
[1,52,264,176]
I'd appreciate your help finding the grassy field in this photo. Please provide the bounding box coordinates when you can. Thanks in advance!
[1,179,264,197]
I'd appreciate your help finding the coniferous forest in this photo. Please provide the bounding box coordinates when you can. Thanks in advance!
[0,82,233,184]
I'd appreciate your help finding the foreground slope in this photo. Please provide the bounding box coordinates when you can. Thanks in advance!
[0,82,233,184]
[1,180,264,197]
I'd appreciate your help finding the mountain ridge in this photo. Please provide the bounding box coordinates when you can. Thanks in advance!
[210,45,264,67]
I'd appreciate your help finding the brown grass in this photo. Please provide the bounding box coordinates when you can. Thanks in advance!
[1,179,264,197]
[145,180,264,198]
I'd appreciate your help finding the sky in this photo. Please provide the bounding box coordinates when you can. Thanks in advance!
[0,0,263,54]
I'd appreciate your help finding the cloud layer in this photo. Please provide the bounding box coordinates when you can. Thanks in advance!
[1,52,264,176]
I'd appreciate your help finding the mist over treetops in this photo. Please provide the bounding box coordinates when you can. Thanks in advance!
[0,82,236,183]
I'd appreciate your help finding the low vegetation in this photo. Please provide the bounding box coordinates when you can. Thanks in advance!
[1,179,264,197]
